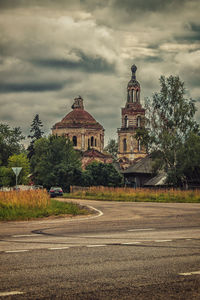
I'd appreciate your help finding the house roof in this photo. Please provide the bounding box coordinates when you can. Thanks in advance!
[122,155,153,174]
[83,149,112,159]
[144,172,167,186]
[53,108,103,130]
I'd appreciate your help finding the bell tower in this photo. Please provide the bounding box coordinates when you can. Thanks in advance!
[117,65,146,166]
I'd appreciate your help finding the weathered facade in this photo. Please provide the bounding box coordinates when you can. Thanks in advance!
[52,96,104,152]
[117,65,146,168]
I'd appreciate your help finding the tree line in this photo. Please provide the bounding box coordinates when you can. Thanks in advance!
[0,115,122,190]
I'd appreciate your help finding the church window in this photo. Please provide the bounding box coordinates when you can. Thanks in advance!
[138,139,141,151]
[95,139,97,147]
[124,116,128,128]
[137,116,141,127]
[91,136,94,147]
[73,136,77,147]
[123,138,127,152]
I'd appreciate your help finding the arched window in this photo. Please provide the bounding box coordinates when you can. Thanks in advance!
[137,116,141,128]
[123,138,127,152]
[72,136,77,146]
[138,139,141,152]
[95,139,97,147]
[124,116,128,128]
[91,136,94,147]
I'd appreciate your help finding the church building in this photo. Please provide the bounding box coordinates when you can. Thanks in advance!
[52,96,112,167]
[117,65,147,169]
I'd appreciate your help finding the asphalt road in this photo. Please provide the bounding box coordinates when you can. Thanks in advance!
[1,199,200,299]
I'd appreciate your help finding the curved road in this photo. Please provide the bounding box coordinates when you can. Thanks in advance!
[1,199,200,299]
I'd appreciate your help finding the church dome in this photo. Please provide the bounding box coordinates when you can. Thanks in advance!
[52,96,103,130]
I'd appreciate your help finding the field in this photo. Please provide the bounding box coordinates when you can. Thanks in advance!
[0,189,89,221]
[64,186,200,203]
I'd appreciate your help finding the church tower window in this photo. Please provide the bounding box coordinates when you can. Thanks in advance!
[73,136,77,146]
[137,116,141,128]
[123,138,127,152]
[138,139,141,151]
[124,116,128,128]
[91,136,94,147]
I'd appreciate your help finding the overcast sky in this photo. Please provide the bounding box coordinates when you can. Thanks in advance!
[0,0,200,146]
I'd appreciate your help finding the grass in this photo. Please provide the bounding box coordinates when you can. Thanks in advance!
[64,186,200,203]
[0,190,89,221]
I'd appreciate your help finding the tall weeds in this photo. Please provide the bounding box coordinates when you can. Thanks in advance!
[68,186,200,203]
[0,190,50,209]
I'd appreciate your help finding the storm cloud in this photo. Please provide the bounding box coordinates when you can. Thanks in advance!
[0,0,200,145]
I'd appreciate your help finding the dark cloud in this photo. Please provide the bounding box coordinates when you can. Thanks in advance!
[30,50,115,74]
[175,22,200,44]
[113,0,188,12]
[0,0,199,144]
[0,82,65,93]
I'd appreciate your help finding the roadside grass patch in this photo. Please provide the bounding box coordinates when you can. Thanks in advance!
[0,190,89,221]
[64,187,200,203]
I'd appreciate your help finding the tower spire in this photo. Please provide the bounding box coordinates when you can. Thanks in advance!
[131,64,137,80]
[127,64,140,104]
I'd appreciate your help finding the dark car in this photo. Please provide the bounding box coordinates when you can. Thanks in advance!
[49,187,63,198]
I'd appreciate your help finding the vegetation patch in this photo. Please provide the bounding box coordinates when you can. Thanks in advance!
[0,190,89,221]
[64,187,200,203]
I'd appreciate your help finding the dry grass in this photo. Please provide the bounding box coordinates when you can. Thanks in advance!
[66,186,200,203]
[0,189,50,208]
[0,189,89,221]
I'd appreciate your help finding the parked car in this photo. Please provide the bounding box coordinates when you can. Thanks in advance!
[49,187,63,198]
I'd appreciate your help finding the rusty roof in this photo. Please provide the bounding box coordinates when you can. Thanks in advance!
[52,108,104,130]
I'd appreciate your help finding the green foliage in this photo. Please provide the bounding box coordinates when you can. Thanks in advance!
[134,127,150,152]
[27,114,44,160]
[104,139,118,160]
[0,123,25,166]
[82,161,123,187]
[31,135,82,190]
[167,133,200,186]
[145,75,200,186]
[8,153,30,185]
[0,167,13,187]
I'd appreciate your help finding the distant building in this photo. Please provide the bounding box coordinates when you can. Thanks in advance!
[52,96,112,167]
[117,65,147,169]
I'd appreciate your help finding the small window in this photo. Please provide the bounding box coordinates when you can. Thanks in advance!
[91,136,94,147]
[124,116,128,128]
[137,116,141,128]
[138,139,141,151]
[72,136,77,146]
[123,138,127,152]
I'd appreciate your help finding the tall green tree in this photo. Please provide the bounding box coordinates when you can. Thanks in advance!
[0,167,13,187]
[0,123,25,166]
[31,135,82,190]
[104,139,118,161]
[167,133,200,187]
[27,114,44,160]
[82,161,123,187]
[141,75,199,186]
